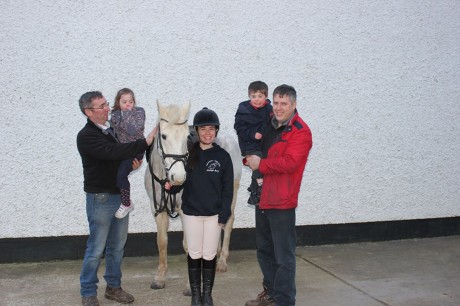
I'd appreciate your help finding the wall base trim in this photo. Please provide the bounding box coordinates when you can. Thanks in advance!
[2,217,459,263]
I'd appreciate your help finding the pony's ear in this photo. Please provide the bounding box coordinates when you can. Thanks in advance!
[180,101,191,123]
[157,99,164,118]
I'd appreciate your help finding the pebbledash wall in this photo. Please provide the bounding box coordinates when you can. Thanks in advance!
[1,1,459,262]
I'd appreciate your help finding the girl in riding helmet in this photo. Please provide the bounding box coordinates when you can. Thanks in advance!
[178,107,234,306]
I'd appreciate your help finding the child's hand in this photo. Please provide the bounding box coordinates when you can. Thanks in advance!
[255,132,262,140]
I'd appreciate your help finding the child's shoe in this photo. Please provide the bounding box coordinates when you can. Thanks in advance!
[115,202,134,218]
[247,185,262,206]
[247,193,258,206]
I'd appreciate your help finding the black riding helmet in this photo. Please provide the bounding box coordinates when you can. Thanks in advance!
[193,107,220,128]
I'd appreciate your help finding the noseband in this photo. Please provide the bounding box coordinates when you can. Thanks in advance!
[147,118,188,218]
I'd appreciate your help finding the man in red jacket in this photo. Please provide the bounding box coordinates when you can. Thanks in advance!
[245,84,313,306]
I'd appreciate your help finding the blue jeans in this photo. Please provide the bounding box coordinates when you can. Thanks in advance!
[256,207,296,306]
[80,193,129,297]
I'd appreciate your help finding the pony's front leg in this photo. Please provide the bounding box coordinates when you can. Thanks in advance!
[178,209,192,297]
[151,211,170,289]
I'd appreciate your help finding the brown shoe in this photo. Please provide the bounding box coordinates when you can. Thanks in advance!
[82,296,99,306]
[104,286,134,304]
[245,288,275,306]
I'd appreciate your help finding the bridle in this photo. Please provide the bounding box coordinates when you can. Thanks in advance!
[147,118,189,218]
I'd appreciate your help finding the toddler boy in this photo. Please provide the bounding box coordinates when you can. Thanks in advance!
[234,81,272,205]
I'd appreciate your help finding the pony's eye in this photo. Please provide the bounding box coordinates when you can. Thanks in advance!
[162,134,167,140]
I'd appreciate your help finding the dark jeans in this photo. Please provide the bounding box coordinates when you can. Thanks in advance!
[256,207,296,306]
[116,153,144,189]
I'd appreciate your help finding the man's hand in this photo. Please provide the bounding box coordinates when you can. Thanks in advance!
[245,155,261,170]
[132,158,143,170]
[146,124,159,146]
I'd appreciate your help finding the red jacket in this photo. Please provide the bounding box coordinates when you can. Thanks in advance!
[259,112,312,209]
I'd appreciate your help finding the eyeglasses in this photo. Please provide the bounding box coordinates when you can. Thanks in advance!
[86,102,110,110]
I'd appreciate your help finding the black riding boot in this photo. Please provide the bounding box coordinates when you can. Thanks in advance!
[188,255,202,306]
[202,257,217,306]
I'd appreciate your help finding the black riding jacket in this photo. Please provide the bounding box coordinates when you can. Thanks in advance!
[181,143,234,224]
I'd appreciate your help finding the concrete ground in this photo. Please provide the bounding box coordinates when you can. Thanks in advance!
[1,235,459,306]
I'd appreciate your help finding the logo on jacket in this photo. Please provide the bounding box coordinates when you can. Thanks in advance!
[206,160,221,173]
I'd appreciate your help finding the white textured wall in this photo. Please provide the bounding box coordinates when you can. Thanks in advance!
[1,1,459,238]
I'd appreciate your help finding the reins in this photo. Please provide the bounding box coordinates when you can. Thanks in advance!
[147,118,188,218]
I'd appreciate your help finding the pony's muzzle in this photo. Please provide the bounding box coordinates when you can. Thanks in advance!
[170,173,186,186]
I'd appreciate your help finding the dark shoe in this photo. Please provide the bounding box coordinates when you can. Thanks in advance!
[202,257,216,306]
[188,255,202,306]
[247,193,258,205]
[245,288,275,306]
[104,287,134,304]
[247,185,262,206]
[255,184,262,201]
[81,296,99,306]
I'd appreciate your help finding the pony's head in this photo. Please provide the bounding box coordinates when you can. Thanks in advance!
[155,100,191,185]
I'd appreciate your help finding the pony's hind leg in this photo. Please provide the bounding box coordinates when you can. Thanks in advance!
[217,215,234,272]
[151,211,169,289]
[217,180,239,272]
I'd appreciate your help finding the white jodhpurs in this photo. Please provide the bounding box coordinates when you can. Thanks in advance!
[182,214,221,260]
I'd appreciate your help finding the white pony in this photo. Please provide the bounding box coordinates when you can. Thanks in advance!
[145,101,242,292]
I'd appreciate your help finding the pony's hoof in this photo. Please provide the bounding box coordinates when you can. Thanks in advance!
[216,261,228,273]
[150,282,165,290]
[182,288,192,296]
